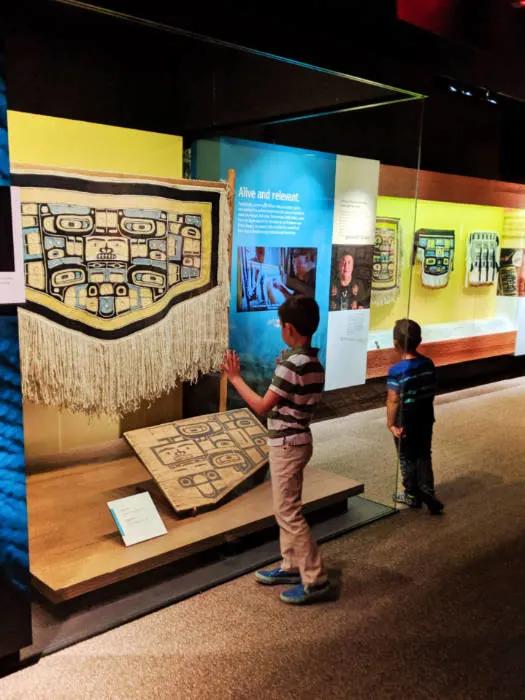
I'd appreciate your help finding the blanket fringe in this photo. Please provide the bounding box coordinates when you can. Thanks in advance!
[371,287,400,306]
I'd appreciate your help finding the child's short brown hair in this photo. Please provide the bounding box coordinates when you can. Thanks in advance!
[393,318,422,353]
[278,295,320,338]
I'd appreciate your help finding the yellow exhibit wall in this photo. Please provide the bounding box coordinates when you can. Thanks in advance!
[7,112,183,178]
[7,112,184,460]
[370,196,505,331]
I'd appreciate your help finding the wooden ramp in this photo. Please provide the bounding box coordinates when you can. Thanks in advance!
[27,440,363,603]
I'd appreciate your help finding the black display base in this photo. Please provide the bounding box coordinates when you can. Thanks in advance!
[22,496,394,661]
[0,652,21,679]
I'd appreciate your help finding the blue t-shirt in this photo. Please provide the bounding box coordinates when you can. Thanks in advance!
[387,354,436,427]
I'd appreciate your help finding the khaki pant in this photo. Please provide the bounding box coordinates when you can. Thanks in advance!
[269,442,327,586]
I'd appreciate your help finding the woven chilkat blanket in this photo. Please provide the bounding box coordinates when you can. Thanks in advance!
[125,408,269,513]
[371,217,401,305]
[12,169,230,415]
[414,229,455,289]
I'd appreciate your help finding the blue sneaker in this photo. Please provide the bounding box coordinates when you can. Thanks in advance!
[280,581,331,605]
[255,568,301,585]
[393,492,422,509]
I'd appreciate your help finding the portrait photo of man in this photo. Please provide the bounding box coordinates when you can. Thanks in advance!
[329,245,372,311]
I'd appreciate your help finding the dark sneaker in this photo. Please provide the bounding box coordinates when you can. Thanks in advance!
[255,568,301,585]
[393,492,422,508]
[427,497,444,515]
[280,581,332,605]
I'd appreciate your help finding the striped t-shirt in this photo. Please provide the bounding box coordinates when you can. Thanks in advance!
[387,354,436,427]
[267,346,325,446]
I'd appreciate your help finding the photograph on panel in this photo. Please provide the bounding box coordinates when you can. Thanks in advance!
[237,246,317,312]
[329,244,373,311]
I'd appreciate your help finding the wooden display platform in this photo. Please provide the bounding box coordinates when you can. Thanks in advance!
[27,440,363,603]
[366,331,517,379]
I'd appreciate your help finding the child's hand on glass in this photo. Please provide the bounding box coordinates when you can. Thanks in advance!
[222,350,241,380]
[275,350,286,366]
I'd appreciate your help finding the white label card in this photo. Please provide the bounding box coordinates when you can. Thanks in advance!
[107,491,168,547]
[0,187,26,304]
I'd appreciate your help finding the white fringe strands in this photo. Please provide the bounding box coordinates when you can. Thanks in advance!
[18,185,231,417]
[371,283,401,307]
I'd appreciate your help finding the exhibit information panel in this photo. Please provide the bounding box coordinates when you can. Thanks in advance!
[0,42,31,657]
[325,155,378,390]
[193,138,379,395]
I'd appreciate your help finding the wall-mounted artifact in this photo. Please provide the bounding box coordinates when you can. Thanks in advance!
[13,168,231,415]
[414,229,455,289]
[125,408,269,514]
[497,247,525,296]
[371,217,402,305]
[499,210,525,297]
[465,231,500,287]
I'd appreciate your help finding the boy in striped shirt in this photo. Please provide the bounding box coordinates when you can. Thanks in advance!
[222,295,330,605]
[386,319,444,514]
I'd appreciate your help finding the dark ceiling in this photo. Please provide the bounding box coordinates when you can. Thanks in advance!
[398,0,525,57]
[34,0,525,101]
[5,0,525,182]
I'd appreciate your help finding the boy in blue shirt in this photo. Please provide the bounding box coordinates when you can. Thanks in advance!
[386,319,444,514]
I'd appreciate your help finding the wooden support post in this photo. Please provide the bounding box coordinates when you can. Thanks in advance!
[219,168,236,412]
